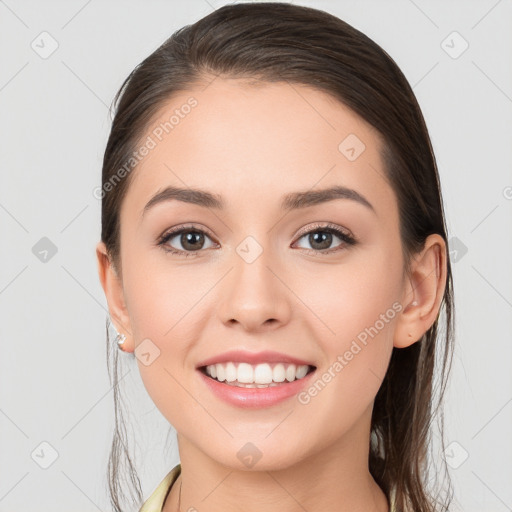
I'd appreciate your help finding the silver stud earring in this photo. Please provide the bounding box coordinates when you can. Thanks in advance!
[115,332,127,348]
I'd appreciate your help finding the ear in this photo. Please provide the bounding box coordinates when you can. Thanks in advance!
[394,234,447,348]
[96,241,134,352]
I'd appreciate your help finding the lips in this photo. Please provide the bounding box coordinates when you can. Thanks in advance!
[195,349,316,369]
[197,362,317,408]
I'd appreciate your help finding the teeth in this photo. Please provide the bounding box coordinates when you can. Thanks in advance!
[205,362,312,385]
[225,362,237,382]
[238,362,254,383]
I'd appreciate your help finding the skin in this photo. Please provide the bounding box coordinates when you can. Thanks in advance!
[96,77,447,512]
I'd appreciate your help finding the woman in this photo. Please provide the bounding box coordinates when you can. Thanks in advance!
[96,2,455,511]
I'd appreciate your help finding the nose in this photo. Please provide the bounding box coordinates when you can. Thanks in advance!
[217,246,292,332]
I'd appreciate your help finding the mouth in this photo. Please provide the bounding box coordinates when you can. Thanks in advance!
[198,362,317,388]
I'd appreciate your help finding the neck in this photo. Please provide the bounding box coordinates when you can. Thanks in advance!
[164,411,389,512]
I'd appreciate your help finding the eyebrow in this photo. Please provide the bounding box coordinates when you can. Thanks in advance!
[142,185,376,217]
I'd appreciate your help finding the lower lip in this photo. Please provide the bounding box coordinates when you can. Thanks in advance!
[197,368,316,409]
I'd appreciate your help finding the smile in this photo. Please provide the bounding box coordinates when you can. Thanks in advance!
[197,362,317,408]
[201,362,314,388]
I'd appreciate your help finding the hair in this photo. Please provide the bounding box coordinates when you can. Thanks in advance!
[100,3,455,511]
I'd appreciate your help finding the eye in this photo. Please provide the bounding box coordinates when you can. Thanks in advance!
[292,223,357,255]
[157,224,216,257]
[157,222,357,257]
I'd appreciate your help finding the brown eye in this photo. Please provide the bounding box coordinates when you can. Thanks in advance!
[158,226,216,256]
[293,224,357,254]
[178,230,206,251]
[307,231,334,250]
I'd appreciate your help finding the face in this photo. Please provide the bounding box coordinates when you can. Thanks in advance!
[109,77,408,470]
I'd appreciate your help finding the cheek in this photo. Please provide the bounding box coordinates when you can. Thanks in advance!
[121,252,214,380]
[293,247,401,344]
[294,248,400,403]
[122,245,203,339]
[122,258,209,419]
[296,296,397,444]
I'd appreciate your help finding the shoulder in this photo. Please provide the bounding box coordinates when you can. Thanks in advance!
[139,463,181,512]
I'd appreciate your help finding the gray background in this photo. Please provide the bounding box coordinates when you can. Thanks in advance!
[1,0,511,510]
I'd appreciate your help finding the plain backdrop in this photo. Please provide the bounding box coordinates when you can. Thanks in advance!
[1,1,511,511]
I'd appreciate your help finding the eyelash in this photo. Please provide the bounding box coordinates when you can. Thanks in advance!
[157,222,357,257]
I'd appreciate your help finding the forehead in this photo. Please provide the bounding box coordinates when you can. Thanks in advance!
[122,77,396,220]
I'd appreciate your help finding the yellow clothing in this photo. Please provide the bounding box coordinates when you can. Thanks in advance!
[139,463,397,511]
[139,464,181,512]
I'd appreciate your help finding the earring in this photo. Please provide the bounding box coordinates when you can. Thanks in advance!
[405,300,418,312]
[115,332,127,349]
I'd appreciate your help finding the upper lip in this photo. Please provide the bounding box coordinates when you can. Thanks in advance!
[196,350,316,369]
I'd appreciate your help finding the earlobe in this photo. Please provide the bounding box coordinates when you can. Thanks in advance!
[95,241,134,352]
[393,234,447,349]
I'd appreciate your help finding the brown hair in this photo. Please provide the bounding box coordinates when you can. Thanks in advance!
[101,3,455,511]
